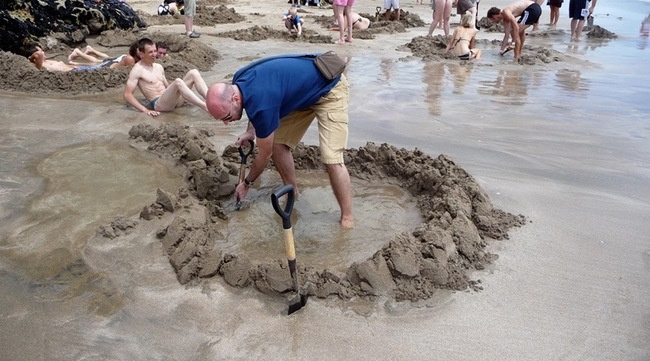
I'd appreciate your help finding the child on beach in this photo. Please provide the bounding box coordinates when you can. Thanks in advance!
[283,7,304,36]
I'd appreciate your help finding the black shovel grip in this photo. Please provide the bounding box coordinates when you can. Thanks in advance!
[238,139,255,165]
[271,184,295,230]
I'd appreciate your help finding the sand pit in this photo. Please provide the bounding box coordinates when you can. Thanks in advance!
[122,123,526,304]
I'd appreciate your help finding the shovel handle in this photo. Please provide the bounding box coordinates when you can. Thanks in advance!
[271,184,295,230]
[238,139,255,165]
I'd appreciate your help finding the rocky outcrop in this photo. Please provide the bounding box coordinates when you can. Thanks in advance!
[1,0,146,56]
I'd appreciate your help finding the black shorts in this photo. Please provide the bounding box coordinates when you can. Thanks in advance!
[548,0,563,7]
[518,3,542,25]
[569,0,589,20]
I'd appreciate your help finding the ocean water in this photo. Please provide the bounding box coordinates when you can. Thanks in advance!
[0,1,649,359]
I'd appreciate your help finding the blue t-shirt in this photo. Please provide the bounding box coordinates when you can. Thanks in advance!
[233,56,339,138]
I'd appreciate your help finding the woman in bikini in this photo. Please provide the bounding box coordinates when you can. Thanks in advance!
[445,13,482,60]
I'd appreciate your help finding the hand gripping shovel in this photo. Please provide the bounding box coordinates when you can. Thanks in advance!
[235,139,255,211]
[271,184,308,315]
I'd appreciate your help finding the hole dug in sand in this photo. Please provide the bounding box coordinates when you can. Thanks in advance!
[125,123,526,306]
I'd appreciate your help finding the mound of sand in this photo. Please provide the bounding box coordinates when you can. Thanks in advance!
[120,123,527,303]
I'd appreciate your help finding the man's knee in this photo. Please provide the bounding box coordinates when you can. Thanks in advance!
[186,69,201,79]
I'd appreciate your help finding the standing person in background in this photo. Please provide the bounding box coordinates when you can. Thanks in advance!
[183,0,200,38]
[548,0,563,26]
[428,0,452,36]
[333,0,355,44]
[532,0,545,30]
[454,0,478,29]
[384,0,401,22]
[568,0,596,41]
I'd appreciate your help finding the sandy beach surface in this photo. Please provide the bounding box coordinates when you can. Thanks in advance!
[1,0,649,360]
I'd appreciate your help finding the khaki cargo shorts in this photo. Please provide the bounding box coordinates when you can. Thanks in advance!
[274,74,350,164]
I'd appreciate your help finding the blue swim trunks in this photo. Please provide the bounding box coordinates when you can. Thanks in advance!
[146,97,159,110]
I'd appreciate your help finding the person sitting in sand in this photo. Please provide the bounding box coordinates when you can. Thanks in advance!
[487,0,542,60]
[283,7,304,36]
[445,13,482,60]
[155,42,170,59]
[329,12,371,31]
[123,37,208,117]
[349,13,370,29]
[67,45,135,69]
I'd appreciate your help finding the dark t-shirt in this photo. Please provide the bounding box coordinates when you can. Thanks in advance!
[233,56,339,138]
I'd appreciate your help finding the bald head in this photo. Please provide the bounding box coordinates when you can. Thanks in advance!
[208,83,243,124]
[206,83,232,119]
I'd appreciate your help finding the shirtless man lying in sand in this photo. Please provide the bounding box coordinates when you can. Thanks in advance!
[487,0,543,60]
[123,37,208,117]
[67,45,136,68]
[28,45,135,72]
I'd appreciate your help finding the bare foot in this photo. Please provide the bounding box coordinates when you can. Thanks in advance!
[335,39,346,45]
[340,216,354,228]
[345,37,353,43]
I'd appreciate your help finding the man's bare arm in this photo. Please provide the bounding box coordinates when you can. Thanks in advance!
[123,67,153,114]
[502,10,521,48]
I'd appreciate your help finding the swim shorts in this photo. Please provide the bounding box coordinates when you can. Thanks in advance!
[517,3,542,25]
[183,0,196,16]
[384,0,400,10]
[146,97,159,111]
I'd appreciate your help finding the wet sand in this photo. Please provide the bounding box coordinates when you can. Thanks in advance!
[1,0,650,360]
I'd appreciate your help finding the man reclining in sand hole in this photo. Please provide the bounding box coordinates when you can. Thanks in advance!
[123,37,208,117]
[27,44,134,72]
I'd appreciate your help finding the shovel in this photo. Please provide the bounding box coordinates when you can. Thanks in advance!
[235,139,255,211]
[271,184,308,315]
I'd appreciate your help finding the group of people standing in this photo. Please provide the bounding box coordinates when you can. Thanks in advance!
[426,0,597,61]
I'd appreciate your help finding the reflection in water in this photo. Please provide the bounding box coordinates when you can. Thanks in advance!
[423,62,445,116]
[447,62,473,95]
[477,69,528,105]
[380,58,395,84]
[639,13,650,49]
[554,68,590,94]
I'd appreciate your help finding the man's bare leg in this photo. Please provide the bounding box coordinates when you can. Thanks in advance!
[84,45,109,59]
[156,69,208,111]
[325,163,354,228]
[182,69,209,99]
[272,143,300,198]
[68,48,101,63]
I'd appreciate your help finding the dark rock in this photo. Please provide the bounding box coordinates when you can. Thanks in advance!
[1,0,146,56]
